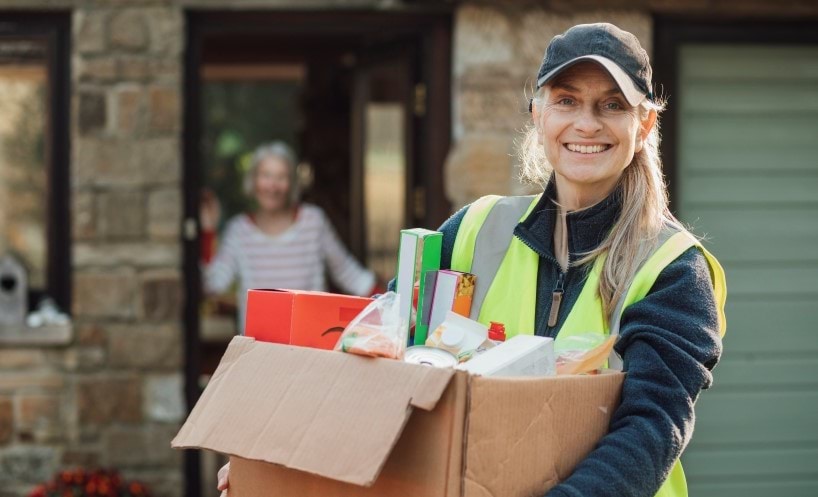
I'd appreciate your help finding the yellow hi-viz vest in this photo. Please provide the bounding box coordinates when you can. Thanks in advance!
[450,194,727,497]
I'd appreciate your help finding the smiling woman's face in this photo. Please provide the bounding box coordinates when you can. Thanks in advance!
[535,61,654,208]
[253,156,291,213]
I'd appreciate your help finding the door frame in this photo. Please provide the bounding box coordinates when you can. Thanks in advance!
[182,9,452,496]
[653,18,818,212]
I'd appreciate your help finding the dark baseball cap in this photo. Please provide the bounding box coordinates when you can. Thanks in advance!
[536,23,653,106]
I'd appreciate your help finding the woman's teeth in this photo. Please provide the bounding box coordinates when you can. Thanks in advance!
[566,144,610,154]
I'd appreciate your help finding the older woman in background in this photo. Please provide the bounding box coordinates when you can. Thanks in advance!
[201,141,377,331]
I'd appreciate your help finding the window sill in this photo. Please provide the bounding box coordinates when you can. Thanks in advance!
[0,322,73,347]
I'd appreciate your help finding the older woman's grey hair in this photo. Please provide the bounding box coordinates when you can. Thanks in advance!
[243,141,300,207]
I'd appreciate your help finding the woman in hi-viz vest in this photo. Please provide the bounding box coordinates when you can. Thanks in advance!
[440,23,726,497]
[217,23,726,497]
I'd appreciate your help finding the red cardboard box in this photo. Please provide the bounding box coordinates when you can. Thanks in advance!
[244,289,373,350]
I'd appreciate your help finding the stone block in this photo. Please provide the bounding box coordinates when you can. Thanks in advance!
[117,85,143,136]
[104,425,180,467]
[78,90,107,135]
[74,9,107,55]
[0,397,12,444]
[147,189,180,241]
[140,270,181,321]
[117,55,151,82]
[108,10,149,51]
[140,138,181,186]
[0,446,57,484]
[74,137,142,187]
[18,394,61,442]
[148,86,180,134]
[77,376,142,425]
[74,136,179,187]
[444,132,516,207]
[454,5,515,77]
[0,374,64,392]
[72,190,96,240]
[458,76,529,132]
[74,242,179,268]
[61,449,100,467]
[46,347,106,373]
[143,374,184,423]
[72,269,139,319]
[0,350,47,370]
[145,8,183,56]
[107,323,181,370]
[75,56,118,83]
[96,190,145,239]
[74,322,106,346]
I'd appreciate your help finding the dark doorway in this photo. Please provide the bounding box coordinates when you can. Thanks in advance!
[183,9,452,496]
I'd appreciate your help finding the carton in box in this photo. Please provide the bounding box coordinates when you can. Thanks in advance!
[423,269,476,336]
[172,336,624,497]
[395,228,442,345]
[244,289,373,349]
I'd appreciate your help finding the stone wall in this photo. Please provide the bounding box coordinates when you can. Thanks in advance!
[0,4,186,497]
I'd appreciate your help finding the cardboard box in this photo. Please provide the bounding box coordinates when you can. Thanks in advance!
[173,336,624,497]
[244,289,373,350]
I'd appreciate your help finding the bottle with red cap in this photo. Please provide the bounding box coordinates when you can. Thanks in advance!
[488,321,506,344]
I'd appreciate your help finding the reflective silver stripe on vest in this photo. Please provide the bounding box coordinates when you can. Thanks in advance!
[607,225,680,370]
[468,195,538,321]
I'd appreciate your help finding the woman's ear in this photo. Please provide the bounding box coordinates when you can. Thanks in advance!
[532,100,544,145]
[635,109,657,153]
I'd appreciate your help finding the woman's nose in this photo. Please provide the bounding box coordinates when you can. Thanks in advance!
[573,106,603,135]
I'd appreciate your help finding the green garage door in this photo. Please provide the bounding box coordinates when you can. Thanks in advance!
[677,45,818,496]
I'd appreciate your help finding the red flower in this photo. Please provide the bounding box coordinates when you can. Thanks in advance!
[28,468,152,497]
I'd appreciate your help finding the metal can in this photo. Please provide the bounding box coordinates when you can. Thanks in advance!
[404,346,458,368]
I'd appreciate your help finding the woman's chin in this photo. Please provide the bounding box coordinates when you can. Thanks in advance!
[257,201,287,213]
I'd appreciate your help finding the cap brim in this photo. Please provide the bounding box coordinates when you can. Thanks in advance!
[537,55,646,107]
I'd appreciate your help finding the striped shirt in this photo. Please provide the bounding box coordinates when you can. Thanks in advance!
[204,204,375,331]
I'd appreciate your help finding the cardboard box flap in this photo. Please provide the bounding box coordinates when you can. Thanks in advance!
[172,336,455,486]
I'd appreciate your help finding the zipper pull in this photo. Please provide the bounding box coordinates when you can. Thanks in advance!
[547,272,565,328]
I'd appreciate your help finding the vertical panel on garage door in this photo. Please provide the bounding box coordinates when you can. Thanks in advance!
[677,44,818,497]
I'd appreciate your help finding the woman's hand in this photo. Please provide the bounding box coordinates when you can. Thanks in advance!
[200,188,222,232]
[217,461,230,496]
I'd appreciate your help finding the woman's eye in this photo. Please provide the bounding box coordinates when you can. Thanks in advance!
[603,101,624,111]
[557,98,574,106]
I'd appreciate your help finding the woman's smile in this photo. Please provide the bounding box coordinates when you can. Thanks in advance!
[563,143,613,154]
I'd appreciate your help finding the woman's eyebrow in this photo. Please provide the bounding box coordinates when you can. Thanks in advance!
[551,82,579,92]
[551,83,623,96]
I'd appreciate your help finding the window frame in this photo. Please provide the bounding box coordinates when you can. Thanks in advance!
[0,12,71,313]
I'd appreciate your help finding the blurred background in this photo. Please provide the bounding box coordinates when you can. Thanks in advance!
[0,2,816,497]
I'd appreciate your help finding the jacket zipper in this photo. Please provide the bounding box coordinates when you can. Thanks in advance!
[515,233,567,336]
[547,271,565,329]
